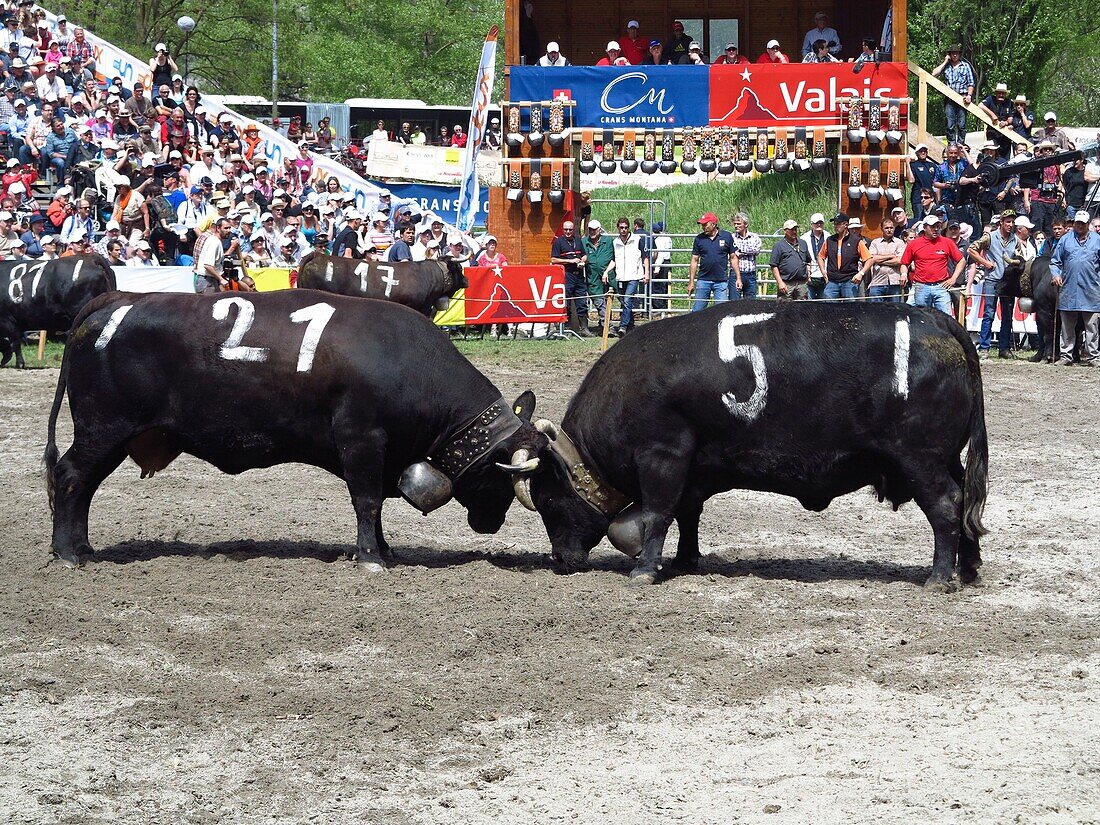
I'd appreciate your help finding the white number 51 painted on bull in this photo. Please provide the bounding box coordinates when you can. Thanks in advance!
[96,297,336,374]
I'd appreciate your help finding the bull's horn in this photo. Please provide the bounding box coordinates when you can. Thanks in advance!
[533,419,558,440]
[513,476,537,511]
[495,448,540,474]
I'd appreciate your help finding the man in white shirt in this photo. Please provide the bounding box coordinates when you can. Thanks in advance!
[194,218,230,293]
[190,146,225,185]
[538,42,570,66]
[609,217,650,336]
[801,12,842,57]
[176,185,209,231]
[36,63,68,105]
[127,239,160,267]
[800,212,829,299]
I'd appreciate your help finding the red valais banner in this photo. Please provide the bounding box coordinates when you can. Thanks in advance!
[709,62,908,127]
[446,265,567,325]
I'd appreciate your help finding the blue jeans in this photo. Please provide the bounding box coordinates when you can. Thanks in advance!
[868,284,903,303]
[977,279,1013,351]
[730,269,758,300]
[565,269,589,321]
[808,278,826,300]
[824,280,858,301]
[944,101,966,145]
[692,279,729,311]
[617,279,640,329]
[913,283,954,315]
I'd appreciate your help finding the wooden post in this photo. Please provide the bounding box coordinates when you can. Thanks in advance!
[918,75,927,140]
[37,330,46,362]
[600,285,613,352]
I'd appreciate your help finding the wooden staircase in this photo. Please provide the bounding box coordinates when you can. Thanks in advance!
[908,61,1024,155]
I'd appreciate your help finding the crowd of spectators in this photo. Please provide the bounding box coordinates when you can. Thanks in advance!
[0,7,482,276]
[536,11,883,67]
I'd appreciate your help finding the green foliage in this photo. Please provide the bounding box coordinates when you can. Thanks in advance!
[55,0,505,105]
[908,0,1097,131]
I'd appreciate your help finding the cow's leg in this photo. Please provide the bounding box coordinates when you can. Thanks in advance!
[907,464,963,592]
[374,507,393,562]
[628,442,693,586]
[669,498,705,573]
[336,426,388,572]
[949,457,982,585]
[50,442,127,567]
[13,339,25,369]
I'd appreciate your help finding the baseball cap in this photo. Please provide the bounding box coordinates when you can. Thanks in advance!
[914,143,929,153]
[994,82,1008,92]
[922,214,943,225]
[5,158,19,167]
[689,41,701,51]
[169,150,182,159]
[697,212,719,224]
[767,39,781,48]
[29,212,44,224]
[115,175,132,187]
[547,41,559,52]
[1044,111,1057,121]
[132,239,151,251]
[250,229,267,243]
[588,219,602,230]
[782,219,799,230]
[260,212,274,222]
[1074,210,1091,223]
[11,237,25,248]
[155,42,167,52]
[0,210,13,221]
[725,43,738,50]
[344,209,362,221]
[189,185,203,194]
[627,19,639,28]
[606,41,620,51]
[649,39,661,47]
[56,185,73,197]
[1018,215,1037,228]
[447,233,463,245]
[832,212,849,223]
[849,218,863,229]
[106,219,121,231]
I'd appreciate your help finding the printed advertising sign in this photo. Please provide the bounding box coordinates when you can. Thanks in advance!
[708,62,909,127]
[509,64,908,129]
[509,66,710,127]
[434,265,566,326]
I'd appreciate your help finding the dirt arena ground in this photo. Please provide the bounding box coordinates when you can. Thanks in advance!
[1,344,1098,824]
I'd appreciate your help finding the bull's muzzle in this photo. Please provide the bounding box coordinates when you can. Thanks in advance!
[398,462,454,514]
[434,296,451,312]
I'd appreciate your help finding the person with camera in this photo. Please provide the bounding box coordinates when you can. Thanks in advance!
[1030,140,1064,237]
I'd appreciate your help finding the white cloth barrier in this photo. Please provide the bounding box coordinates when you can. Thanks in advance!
[113,266,195,293]
[963,282,1037,334]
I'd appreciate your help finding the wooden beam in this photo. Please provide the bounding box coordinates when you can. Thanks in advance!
[505,0,518,66]
[892,0,906,62]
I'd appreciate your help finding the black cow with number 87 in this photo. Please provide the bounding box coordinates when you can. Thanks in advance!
[502,301,989,591]
[45,290,547,570]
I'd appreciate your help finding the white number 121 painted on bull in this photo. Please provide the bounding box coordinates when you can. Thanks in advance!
[95,297,336,374]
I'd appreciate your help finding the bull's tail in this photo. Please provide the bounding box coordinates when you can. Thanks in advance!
[962,350,989,541]
[44,334,73,512]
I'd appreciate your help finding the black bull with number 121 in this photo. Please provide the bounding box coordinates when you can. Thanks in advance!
[504,301,989,591]
[295,255,468,316]
[44,290,546,569]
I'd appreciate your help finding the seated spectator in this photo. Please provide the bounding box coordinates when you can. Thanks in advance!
[370,119,388,143]
[241,122,265,163]
[274,236,299,266]
[7,179,34,212]
[851,38,879,70]
[66,27,95,78]
[245,232,272,266]
[35,62,66,103]
[713,43,749,65]
[596,41,627,66]
[620,21,648,65]
[5,235,29,260]
[22,100,55,173]
[437,125,450,145]
[20,211,46,257]
[126,238,159,266]
[804,38,841,63]
[538,41,569,67]
[451,124,467,147]
[801,11,842,58]
[59,196,94,244]
[475,235,508,266]
[686,42,706,64]
[1034,112,1071,150]
[642,39,670,65]
[758,40,791,64]
[94,219,125,257]
[665,21,692,64]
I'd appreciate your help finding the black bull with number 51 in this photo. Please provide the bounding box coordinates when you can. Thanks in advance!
[44,290,546,569]
[504,301,989,591]
[296,254,468,316]
[0,255,117,368]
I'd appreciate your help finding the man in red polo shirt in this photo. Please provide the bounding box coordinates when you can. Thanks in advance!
[900,213,966,314]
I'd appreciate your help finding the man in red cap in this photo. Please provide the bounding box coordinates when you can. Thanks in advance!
[665,21,693,64]
[688,212,735,310]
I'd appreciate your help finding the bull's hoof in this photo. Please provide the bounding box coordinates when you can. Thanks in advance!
[355,553,388,573]
[958,565,982,586]
[1028,352,1045,363]
[627,569,657,587]
[669,554,700,574]
[923,574,958,593]
[51,546,88,569]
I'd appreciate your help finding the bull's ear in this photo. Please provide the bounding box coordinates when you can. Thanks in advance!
[512,390,536,421]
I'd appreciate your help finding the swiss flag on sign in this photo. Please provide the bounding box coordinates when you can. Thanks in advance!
[553,89,572,101]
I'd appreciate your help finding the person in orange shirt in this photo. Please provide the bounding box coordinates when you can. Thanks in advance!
[817,212,872,300]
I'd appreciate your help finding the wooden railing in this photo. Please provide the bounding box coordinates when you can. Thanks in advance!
[908,61,1023,154]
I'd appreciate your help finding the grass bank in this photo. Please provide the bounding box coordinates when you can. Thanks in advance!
[589,171,838,236]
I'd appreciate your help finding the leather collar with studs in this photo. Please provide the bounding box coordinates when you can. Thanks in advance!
[550,428,631,518]
[431,398,522,480]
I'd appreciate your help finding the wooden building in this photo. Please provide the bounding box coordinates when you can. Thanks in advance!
[507,0,906,68]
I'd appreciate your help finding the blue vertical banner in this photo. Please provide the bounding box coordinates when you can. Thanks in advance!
[456,26,499,233]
